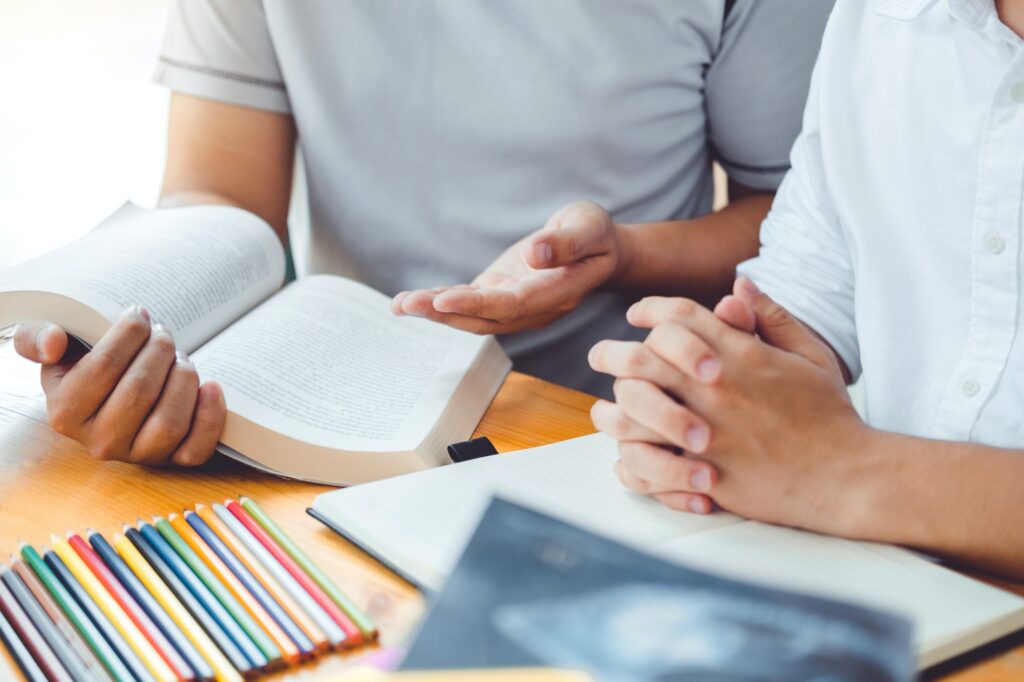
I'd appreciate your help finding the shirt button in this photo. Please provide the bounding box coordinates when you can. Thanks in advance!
[961,378,981,397]
[984,232,1006,254]
[1012,82,1024,103]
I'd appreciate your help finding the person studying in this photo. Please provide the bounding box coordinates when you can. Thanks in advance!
[586,0,1024,580]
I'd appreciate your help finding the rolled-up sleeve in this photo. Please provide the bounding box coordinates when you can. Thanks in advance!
[153,0,290,114]
[705,0,834,190]
[736,47,861,380]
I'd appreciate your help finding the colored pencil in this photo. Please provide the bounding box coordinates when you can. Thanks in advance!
[1,565,79,681]
[68,532,193,682]
[21,544,133,682]
[89,531,212,681]
[113,533,241,682]
[52,534,177,682]
[197,504,331,651]
[137,521,266,672]
[211,504,346,649]
[9,557,108,682]
[0,592,48,682]
[167,513,294,665]
[186,510,314,658]
[239,497,375,640]
[43,549,154,682]
[227,500,362,644]
[126,526,254,677]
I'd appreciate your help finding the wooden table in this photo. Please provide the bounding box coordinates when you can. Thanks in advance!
[1,344,1023,680]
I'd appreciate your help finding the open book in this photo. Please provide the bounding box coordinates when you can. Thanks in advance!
[0,204,510,484]
[310,434,1024,669]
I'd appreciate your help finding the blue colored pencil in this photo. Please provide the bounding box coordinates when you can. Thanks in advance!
[124,526,252,677]
[211,504,347,647]
[89,531,213,681]
[185,511,315,657]
[43,550,154,682]
[136,521,266,671]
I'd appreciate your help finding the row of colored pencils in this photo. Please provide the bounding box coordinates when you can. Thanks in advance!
[0,497,377,681]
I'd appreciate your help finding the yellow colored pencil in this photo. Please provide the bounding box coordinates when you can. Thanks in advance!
[113,532,242,682]
[50,535,176,682]
[168,513,299,666]
[194,504,329,652]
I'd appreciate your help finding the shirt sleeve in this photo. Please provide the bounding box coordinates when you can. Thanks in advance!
[705,0,834,190]
[736,34,861,380]
[153,0,291,113]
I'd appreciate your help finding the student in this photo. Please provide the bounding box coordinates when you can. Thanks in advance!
[12,1,832,466]
[588,0,1024,578]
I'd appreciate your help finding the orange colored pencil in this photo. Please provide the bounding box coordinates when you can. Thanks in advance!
[167,514,301,666]
[193,505,329,652]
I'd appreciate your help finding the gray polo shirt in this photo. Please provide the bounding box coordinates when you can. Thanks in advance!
[155,0,833,397]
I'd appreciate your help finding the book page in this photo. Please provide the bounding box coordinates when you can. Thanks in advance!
[0,203,285,352]
[192,275,494,451]
[314,433,742,590]
[655,521,1024,652]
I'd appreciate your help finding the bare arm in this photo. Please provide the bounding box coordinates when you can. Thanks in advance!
[613,181,774,306]
[848,432,1024,578]
[159,92,296,241]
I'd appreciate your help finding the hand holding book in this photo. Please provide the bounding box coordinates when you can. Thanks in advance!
[12,306,226,466]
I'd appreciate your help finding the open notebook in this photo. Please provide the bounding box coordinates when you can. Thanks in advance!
[310,433,1024,669]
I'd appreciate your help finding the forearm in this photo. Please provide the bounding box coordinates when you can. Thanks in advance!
[842,429,1024,578]
[611,192,772,306]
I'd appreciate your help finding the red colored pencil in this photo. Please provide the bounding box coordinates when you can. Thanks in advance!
[0,568,71,682]
[224,500,362,644]
[67,532,194,681]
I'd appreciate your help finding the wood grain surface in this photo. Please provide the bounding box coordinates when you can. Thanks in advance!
[0,344,1021,680]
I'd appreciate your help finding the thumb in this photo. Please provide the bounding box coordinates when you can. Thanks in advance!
[526,215,611,270]
[13,322,69,365]
[738,278,836,370]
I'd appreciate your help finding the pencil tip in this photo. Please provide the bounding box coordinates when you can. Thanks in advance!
[17,541,27,550]
[123,523,133,532]
[194,503,206,511]
[85,528,97,536]
[50,533,61,544]
[65,531,75,539]
[151,515,161,524]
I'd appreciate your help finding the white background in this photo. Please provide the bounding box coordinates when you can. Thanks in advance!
[0,0,170,271]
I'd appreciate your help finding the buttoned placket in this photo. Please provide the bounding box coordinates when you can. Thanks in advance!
[930,34,1024,440]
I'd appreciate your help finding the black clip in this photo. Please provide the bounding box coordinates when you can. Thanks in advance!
[447,436,499,463]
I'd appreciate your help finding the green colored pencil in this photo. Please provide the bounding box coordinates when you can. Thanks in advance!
[19,544,132,682]
[152,515,281,664]
[239,496,377,639]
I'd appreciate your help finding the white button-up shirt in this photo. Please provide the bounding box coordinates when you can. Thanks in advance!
[739,0,1024,447]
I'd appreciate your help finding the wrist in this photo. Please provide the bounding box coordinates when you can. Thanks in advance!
[608,222,639,289]
[830,423,902,542]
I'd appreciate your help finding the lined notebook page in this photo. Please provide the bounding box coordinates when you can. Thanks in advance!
[314,433,740,589]
[656,522,1024,660]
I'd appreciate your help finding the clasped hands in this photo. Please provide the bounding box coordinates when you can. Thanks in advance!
[589,278,872,535]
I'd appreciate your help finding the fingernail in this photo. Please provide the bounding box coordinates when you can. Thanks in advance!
[685,424,710,452]
[687,497,707,514]
[690,468,712,493]
[696,357,721,383]
[532,241,552,266]
[587,344,601,367]
[34,323,57,348]
[136,305,151,322]
[738,277,761,298]
[152,323,172,341]
[175,351,193,368]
